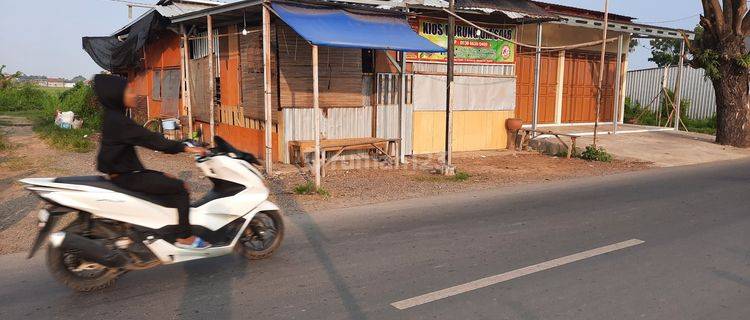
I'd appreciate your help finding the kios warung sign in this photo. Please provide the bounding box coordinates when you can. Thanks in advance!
[407,18,516,64]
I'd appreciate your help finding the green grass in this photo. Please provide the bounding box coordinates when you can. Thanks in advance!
[580,145,613,163]
[624,96,716,135]
[293,181,330,196]
[0,82,100,153]
[0,131,9,151]
[453,171,471,182]
[39,86,68,96]
[413,171,471,182]
[33,121,96,153]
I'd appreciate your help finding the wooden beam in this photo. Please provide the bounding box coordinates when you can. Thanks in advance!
[180,24,194,137]
[312,45,321,188]
[398,51,406,165]
[592,0,609,147]
[262,5,273,173]
[207,15,216,146]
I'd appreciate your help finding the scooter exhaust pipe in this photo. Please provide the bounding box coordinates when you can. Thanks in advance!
[49,232,129,268]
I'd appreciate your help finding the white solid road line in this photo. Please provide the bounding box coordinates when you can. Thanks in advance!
[391,239,645,310]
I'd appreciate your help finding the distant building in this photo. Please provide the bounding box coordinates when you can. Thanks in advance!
[46,78,66,88]
[28,78,47,87]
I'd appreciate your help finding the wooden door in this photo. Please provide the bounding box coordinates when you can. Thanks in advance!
[562,52,616,123]
[516,50,558,124]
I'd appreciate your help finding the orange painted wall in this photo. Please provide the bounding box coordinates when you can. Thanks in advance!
[141,30,182,118]
[195,121,279,161]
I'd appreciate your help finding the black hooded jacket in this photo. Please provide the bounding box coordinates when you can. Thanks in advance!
[94,74,185,174]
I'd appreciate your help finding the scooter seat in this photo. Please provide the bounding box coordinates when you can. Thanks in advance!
[54,176,176,208]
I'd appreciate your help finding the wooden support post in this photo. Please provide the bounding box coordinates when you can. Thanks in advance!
[674,40,686,131]
[206,15,216,146]
[398,51,406,165]
[613,34,623,134]
[593,0,609,147]
[262,6,273,174]
[312,45,321,188]
[180,24,194,137]
[443,0,455,175]
[532,23,542,132]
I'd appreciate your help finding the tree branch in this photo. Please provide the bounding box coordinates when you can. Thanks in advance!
[708,0,726,33]
[742,11,750,35]
[733,0,747,34]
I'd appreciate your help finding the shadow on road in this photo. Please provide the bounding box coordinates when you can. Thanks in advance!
[268,176,367,319]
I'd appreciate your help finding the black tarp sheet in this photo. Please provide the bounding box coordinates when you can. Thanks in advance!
[82,11,168,72]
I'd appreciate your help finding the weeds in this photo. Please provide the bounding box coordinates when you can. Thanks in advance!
[33,122,96,153]
[413,171,471,182]
[293,181,330,196]
[580,145,613,162]
[0,83,57,112]
[0,82,99,153]
[0,131,9,151]
[453,171,470,182]
[624,96,716,135]
[554,147,581,159]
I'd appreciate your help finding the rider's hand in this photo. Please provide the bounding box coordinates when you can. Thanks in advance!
[185,146,208,156]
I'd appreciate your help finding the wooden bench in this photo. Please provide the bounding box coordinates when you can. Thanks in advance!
[518,129,579,159]
[288,137,400,174]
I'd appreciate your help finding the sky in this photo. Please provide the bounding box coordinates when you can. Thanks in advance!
[0,0,703,79]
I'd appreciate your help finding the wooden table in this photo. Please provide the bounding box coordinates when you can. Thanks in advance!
[518,129,579,159]
[288,137,400,174]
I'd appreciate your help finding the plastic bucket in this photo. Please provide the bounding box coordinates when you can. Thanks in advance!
[162,119,178,130]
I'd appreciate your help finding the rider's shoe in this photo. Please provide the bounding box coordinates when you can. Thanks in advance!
[174,236,211,249]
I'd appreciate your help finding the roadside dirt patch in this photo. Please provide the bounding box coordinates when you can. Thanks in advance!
[270,150,651,214]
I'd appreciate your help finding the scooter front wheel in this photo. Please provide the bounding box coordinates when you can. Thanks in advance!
[237,210,284,260]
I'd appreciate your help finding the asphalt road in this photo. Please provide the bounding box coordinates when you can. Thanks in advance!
[1,159,750,319]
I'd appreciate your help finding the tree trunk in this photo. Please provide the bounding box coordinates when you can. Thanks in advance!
[711,39,750,147]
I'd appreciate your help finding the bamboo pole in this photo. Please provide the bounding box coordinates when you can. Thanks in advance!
[262,6,273,174]
[613,34,623,134]
[674,40,686,131]
[206,15,216,147]
[592,0,609,147]
[180,24,194,137]
[312,45,321,188]
[398,51,406,165]
[532,23,542,133]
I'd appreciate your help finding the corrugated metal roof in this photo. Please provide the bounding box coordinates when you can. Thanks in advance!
[111,0,220,36]
[456,0,555,18]
[403,0,557,21]
[155,1,220,17]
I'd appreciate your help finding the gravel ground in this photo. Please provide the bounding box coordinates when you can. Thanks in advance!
[270,150,652,215]
[0,115,652,255]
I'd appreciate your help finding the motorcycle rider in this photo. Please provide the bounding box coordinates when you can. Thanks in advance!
[92,74,211,249]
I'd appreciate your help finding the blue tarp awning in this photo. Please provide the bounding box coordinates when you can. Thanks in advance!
[270,2,446,52]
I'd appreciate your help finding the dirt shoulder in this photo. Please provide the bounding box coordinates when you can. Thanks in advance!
[270,151,651,215]
[0,115,651,255]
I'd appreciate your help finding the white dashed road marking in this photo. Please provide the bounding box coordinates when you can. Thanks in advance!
[391,239,645,310]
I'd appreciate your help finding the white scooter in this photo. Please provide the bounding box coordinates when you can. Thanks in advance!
[20,136,284,291]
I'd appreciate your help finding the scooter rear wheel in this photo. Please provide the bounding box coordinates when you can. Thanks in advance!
[237,210,284,260]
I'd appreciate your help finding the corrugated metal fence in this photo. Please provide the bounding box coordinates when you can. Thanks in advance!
[282,74,414,163]
[626,66,716,119]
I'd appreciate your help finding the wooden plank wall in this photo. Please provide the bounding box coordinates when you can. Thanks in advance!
[188,56,211,122]
[240,26,278,120]
[240,23,365,122]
